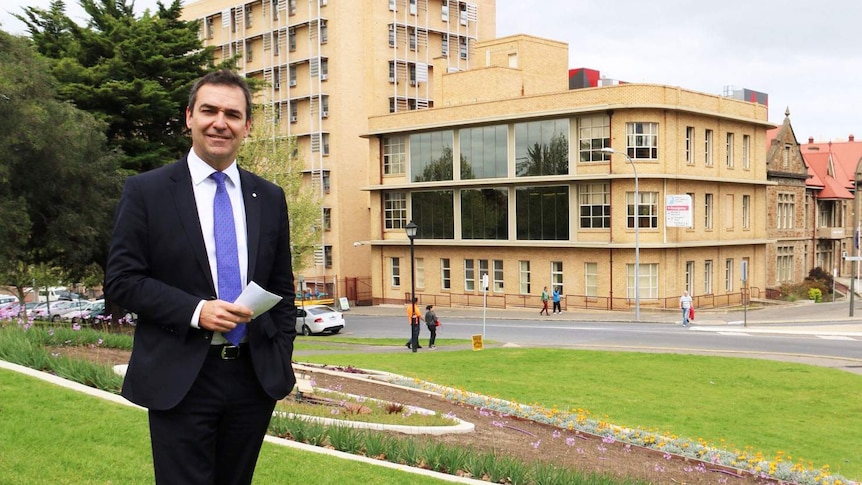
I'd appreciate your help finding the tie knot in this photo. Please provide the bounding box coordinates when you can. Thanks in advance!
[211,171,227,187]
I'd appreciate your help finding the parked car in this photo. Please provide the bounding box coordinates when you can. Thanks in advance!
[40,300,83,322]
[296,304,345,336]
[60,299,105,324]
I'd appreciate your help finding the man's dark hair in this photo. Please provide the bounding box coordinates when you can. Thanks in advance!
[188,69,253,121]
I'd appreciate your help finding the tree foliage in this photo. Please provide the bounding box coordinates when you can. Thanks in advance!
[238,114,323,274]
[0,31,122,298]
[516,133,569,176]
[17,0,216,174]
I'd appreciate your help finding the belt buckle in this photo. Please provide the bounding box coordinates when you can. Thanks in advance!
[220,345,240,360]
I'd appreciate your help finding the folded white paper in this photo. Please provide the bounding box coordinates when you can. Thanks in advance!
[235,281,283,319]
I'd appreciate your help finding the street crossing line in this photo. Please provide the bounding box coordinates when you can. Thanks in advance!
[817,335,856,341]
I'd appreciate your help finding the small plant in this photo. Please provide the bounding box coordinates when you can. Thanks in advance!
[326,424,364,454]
[383,401,405,414]
[808,288,822,302]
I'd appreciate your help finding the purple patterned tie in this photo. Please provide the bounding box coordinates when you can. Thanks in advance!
[211,172,245,345]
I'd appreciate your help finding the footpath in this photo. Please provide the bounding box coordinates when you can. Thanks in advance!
[345,299,862,338]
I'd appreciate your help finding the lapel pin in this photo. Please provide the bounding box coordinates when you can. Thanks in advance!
[252,193,257,198]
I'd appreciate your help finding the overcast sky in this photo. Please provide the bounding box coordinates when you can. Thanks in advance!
[2,0,858,142]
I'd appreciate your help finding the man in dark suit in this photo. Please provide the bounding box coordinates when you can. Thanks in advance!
[105,69,296,485]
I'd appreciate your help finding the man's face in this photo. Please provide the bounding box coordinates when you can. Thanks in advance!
[186,83,251,170]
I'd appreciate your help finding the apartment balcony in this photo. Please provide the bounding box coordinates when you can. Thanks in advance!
[816,227,847,240]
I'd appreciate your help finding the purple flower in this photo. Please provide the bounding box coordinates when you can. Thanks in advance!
[565,437,576,447]
[530,440,541,449]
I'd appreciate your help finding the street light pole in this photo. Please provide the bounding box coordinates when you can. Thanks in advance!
[405,221,418,303]
[601,147,640,321]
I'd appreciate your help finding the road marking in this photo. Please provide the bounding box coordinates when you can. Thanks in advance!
[717,331,751,336]
[817,335,856,341]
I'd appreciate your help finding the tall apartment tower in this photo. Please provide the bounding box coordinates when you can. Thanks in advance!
[181,0,497,297]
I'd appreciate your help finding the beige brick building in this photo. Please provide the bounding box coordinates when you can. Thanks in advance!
[365,35,774,310]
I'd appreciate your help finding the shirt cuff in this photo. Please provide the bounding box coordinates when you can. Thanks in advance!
[190,300,206,328]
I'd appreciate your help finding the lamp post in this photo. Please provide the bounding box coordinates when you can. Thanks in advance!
[405,221,418,304]
[601,147,640,321]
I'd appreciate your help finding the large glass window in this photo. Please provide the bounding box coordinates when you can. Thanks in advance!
[459,125,507,179]
[411,191,454,239]
[383,136,406,175]
[461,189,508,239]
[777,193,795,229]
[625,122,658,160]
[578,115,610,162]
[626,191,659,229]
[551,261,563,295]
[383,191,406,230]
[410,131,454,182]
[515,186,569,240]
[579,182,610,229]
[515,119,569,176]
[777,246,793,282]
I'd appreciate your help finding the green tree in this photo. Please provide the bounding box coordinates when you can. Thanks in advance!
[413,147,454,182]
[516,133,569,176]
[0,31,122,301]
[238,112,323,274]
[17,0,216,174]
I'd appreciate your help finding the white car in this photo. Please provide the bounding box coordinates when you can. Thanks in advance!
[296,304,345,336]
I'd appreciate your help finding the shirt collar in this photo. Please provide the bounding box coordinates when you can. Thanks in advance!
[187,149,240,187]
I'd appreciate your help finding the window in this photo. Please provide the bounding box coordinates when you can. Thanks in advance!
[383,192,407,230]
[412,191,454,239]
[578,115,610,162]
[324,245,332,268]
[584,262,597,297]
[320,20,328,44]
[685,126,694,164]
[704,129,714,166]
[493,260,504,293]
[783,144,791,168]
[272,0,279,21]
[321,58,329,80]
[464,259,475,291]
[289,103,297,121]
[516,186,569,240]
[441,258,451,290]
[519,260,531,294]
[551,261,563,295]
[410,131,454,182]
[322,133,330,156]
[777,193,795,229]
[289,27,296,51]
[742,135,751,169]
[391,257,401,287]
[441,0,449,21]
[206,17,214,39]
[408,63,416,84]
[704,193,714,229]
[459,37,468,59]
[389,0,396,11]
[625,122,658,159]
[416,257,425,289]
[289,65,297,85]
[388,24,395,47]
[627,191,659,229]
[686,192,695,228]
[322,207,331,230]
[459,125,507,179]
[725,259,734,292]
[478,259,489,290]
[273,31,280,56]
[579,182,610,229]
[409,0,417,15]
[515,119,569,176]
[777,246,793,283]
[409,28,417,50]
[627,263,658,299]
[742,195,750,229]
[441,33,449,56]
[725,194,734,230]
[289,0,296,15]
[383,136,406,175]
[726,133,734,168]
[461,189,508,239]
[704,260,713,295]
[245,41,253,62]
[685,261,694,294]
[245,5,253,28]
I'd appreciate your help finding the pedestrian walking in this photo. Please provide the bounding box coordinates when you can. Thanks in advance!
[425,304,439,349]
[540,286,550,316]
[680,290,693,327]
[552,288,562,314]
[405,297,424,351]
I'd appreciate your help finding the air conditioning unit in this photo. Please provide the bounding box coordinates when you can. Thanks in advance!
[289,79,297,87]
[290,115,297,123]
[321,110,328,118]
[320,74,328,81]
[409,80,416,86]
[388,76,396,83]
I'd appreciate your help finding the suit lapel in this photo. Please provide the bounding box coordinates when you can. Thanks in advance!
[168,159,215,293]
[240,169,260,282]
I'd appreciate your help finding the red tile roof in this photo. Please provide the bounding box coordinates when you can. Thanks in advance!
[803,138,862,199]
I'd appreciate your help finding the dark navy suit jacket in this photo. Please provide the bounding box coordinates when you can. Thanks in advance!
[105,157,297,410]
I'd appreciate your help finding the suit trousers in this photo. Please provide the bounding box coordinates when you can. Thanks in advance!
[148,351,277,485]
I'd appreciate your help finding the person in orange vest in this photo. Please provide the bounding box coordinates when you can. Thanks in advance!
[405,297,424,352]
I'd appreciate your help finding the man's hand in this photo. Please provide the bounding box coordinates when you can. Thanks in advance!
[199,300,254,333]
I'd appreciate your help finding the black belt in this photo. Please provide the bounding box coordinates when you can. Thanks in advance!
[208,343,248,360]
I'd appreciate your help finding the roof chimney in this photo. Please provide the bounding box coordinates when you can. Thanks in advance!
[850,134,855,142]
